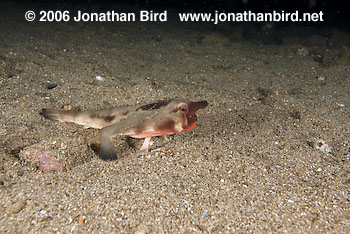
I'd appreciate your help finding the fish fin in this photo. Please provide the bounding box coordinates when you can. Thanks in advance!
[41,108,76,124]
[140,137,151,152]
[40,108,62,122]
[99,138,117,161]
[98,123,122,161]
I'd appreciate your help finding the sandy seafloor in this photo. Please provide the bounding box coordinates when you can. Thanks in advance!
[1,2,350,233]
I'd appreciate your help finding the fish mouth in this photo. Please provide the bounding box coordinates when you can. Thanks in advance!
[186,100,208,126]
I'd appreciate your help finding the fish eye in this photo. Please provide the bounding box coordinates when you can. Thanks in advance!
[178,106,187,113]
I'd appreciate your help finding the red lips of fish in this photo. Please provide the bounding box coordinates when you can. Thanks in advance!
[182,100,208,132]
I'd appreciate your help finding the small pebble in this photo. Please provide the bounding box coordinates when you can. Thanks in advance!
[70,225,76,232]
[6,200,26,214]
[40,209,47,217]
[315,139,332,154]
[63,105,73,111]
[296,48,309,56]
[78,218,85,224]
[95,75,104,81]
[46,83,57,90]
[317,76,325,81]
[135,224,149,234]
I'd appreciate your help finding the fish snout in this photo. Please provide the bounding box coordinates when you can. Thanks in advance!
[188,100,208,114]
[185,100,207,127]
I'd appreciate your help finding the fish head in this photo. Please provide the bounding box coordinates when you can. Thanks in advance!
[181,100,208,132]
[129,99,208,138]
[156,99,208,134]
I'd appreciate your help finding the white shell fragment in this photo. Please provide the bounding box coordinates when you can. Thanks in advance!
[315,139,332,154]
[95,75,104,81]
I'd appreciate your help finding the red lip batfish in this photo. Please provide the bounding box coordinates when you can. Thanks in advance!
[41,99,208,161]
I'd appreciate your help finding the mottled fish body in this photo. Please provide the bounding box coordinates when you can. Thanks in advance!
[41,98,208,161]
[41,105,140,129]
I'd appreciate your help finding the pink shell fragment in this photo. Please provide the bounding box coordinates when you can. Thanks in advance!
[27,151,62,171]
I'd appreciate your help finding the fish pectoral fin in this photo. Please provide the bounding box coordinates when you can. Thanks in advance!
[99,124,120,161]
[140,137,151,152]
[99,137,117,161]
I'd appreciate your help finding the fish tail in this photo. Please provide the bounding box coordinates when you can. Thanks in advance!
[40,108,75,123]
